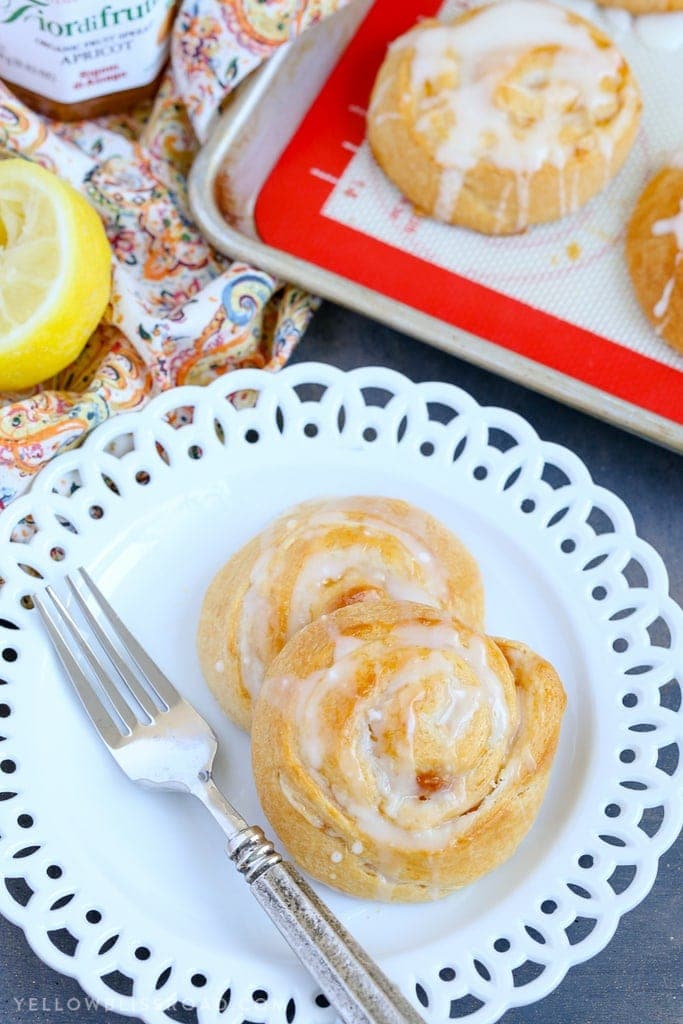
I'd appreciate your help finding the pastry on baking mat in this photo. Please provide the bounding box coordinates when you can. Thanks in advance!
[595,0,683,12]
[197,496,484,731]
[626,161,683,354]
[252,600,567,902]
[366,0,641,235]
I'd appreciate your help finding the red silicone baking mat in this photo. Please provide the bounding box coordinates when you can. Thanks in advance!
[255,0,683,424]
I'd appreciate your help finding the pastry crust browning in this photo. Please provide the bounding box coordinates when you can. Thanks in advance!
[252,600,566,901]
[197,496,484,731]
[367,1,641,234]
[626,165,683,354]
[595,0,683,12]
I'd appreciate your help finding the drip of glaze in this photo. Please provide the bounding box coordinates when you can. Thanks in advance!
[653,200,683,250]
[238,503,454,697]
[651,203,683,324]
[653,268,676,321]
[286,621,520,851]
[399,0,636,223]
[652,253,682,325]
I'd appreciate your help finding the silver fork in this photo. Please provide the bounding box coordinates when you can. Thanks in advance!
[34,569,424,1024]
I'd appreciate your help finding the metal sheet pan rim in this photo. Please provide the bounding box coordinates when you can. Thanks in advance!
[188,14,683,454]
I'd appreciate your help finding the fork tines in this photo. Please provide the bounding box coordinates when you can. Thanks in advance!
[34,568,180,745]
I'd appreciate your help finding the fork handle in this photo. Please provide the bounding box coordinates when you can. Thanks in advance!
[227,829,424,1024]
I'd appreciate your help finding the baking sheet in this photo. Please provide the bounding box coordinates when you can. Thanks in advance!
[189,0,683,450]
[318,0,683,372]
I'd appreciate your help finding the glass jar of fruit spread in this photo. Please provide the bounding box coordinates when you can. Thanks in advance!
[0,0,176,120]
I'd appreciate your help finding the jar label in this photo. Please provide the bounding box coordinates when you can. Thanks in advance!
[0,0,174,103]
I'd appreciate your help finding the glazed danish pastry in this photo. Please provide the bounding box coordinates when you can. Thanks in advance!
[626,160,683,354]
[595,0,683,12]
[252,600,566,901]
[197,496,484,731]
[367,0,641,234]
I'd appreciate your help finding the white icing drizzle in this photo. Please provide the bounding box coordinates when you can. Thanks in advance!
[651,202,683,323]
[653,200,683,250]
[519,744,538,776]
[494,179,516,229]
[391,624,509,743]
[516,174,531,233]
[388,0,637,223]
[435,168,465,221]
[278,775,325,830]
[330,630,365,661]
[653,268,677,321]
[373,112,403,127]
[238,542,276,697]
[282,619,522,853]
[287,542,442,635]
[237,502,454,698]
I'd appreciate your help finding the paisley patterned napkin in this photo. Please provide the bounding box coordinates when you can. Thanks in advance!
[0,0,347,508]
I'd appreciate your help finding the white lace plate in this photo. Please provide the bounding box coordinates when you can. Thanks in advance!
[0,364,680,1024]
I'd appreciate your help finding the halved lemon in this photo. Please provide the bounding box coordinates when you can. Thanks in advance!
[0,158,112,390]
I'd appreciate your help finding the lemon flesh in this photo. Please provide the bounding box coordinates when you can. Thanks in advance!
[0,158,112,390]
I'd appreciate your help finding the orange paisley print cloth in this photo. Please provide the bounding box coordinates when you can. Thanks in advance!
[0,0,348,508]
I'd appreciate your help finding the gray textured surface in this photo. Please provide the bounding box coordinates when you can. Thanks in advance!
[0,302,680,1024]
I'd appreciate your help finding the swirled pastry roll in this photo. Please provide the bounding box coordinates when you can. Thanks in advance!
[367,0,641,234]
[595,0,683,11]
[626,162,683,354]
[252,600,566,901]
[197,497,484,731]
